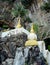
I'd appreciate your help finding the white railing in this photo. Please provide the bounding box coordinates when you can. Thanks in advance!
[1,27,30,38]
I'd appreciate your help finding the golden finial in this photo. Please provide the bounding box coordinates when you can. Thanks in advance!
[16,17,21,28]
[30,24,34,33]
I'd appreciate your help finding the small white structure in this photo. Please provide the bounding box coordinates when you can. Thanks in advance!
[1,18,30,38]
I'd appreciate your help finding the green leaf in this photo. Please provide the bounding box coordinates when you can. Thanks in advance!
[21,0,33,8]
[33,24,38,33]
[48,45,50,51]
[11,3,28,17]
[40,2,50,12]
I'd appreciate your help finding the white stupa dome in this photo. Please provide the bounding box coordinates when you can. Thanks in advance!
[25,24,38,46]
[28,24,37,40]
[28,33,37,40]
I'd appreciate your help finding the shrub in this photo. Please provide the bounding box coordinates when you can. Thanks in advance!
[40,2,50,12]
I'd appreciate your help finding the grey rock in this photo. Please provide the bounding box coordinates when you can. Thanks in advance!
[5,58,13,65]
[1,37,7,42]
[8,42,16,57]
[26,46,47,65]
[2,61,6,65]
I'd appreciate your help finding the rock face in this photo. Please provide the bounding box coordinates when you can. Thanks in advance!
[0,46,8,64]
[2,58,13,65]
[25,46,47,65]
[13,47,25,65]
[13,46,47,65]
[7,33,27,57]
[7,33,27,46]
[0,32,27,65]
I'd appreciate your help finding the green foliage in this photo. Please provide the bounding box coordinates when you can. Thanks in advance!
[21,0,33,8]
[25,63,28,65]
[27,24,39,33]
[42,32,46,39]
[3,25,8,29]
[33,24,39,33]
[11,3,28,17]
[25,17,32,23]
[48,45,50,51]
[41,2,50,12]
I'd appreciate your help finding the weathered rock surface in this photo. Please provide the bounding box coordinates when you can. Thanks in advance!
[0,32,27,65]
[2,58,13,65]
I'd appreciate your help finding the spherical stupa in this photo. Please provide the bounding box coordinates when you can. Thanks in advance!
[25,24,38,46]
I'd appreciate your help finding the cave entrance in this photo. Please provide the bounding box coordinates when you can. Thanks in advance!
[44,37,50,51]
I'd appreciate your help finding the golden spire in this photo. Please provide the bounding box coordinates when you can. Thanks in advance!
[30,24,35,33]
[16,17,21,28]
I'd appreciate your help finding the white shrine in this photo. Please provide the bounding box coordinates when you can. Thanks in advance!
[1,18,50,65]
